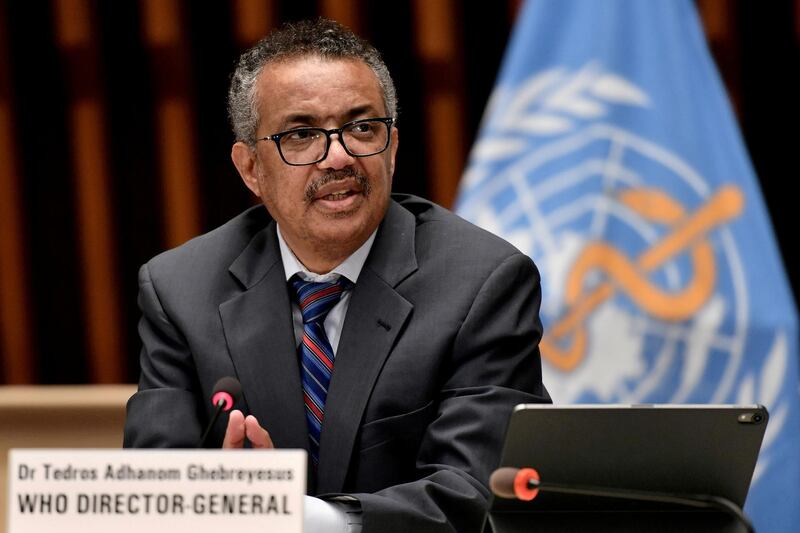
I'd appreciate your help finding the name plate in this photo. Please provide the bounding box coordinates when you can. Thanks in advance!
[7,449,305,533]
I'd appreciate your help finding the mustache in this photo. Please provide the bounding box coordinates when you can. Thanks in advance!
[304,168,371,202]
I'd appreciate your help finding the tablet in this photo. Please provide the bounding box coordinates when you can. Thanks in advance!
[486,404,768,531]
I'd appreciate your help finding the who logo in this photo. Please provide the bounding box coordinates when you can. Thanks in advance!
[457,65,789,481]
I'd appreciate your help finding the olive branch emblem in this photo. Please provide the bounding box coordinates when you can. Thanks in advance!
[470,63,650,164]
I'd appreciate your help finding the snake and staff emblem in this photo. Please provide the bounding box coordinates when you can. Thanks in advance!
[543,185,744,372]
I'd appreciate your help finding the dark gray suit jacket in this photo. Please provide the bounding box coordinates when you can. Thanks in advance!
[124,194,550,532]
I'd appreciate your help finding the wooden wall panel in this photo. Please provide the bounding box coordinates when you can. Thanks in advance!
[232,0,275,46]
[0,0,34,384]
[412,0,466,208]
[321,0,361,34]
[141,0,202,249]
[54,0,123,383]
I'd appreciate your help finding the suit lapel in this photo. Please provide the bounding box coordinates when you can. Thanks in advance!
[317,201,418,493]
[219,222,308,450]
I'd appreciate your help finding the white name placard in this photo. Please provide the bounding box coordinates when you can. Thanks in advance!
[7,449,305,533]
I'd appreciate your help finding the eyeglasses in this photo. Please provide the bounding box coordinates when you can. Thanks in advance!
[256,117,395,166]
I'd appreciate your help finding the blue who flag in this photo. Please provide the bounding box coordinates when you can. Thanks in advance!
[455,1,800,530]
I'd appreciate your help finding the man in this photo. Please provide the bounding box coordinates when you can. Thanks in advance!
[124,18,550,532]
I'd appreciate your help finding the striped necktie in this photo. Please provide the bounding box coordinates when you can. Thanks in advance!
[289,275,352,465]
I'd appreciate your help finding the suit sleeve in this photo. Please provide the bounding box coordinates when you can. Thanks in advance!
[123,263,204,448]
[349,253,551,532]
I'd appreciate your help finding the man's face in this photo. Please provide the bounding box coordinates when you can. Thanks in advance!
[232,56,398,269]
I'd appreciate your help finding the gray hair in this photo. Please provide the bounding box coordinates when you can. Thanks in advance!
[227,18,398,144]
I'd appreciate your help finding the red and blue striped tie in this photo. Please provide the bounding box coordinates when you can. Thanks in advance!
[290,275,352,465]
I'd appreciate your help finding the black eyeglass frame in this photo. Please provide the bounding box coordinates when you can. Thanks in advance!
[256,117,396,166]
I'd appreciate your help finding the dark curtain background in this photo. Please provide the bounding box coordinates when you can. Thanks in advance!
[0,0,797,384]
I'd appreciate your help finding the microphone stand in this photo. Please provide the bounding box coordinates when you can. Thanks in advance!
[199,399,226,448]
[527,479,754,533]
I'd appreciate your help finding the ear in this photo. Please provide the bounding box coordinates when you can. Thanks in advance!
[388,126,399,176]
[231,142,261,198]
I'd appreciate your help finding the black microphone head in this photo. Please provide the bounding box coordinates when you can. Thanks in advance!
[490,467,541,501]
[212,376,242,397]
[489,467,519,499]
[211,377,242,411]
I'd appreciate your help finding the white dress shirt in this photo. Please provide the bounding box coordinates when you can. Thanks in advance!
[277,225,376,353]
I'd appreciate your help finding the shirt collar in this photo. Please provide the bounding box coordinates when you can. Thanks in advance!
[276,224,377,284]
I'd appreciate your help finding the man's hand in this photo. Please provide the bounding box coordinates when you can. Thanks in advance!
[222,409,274,448]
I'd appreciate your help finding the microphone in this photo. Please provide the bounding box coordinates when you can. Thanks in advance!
[489,467,754,533]
[199,377,242,447]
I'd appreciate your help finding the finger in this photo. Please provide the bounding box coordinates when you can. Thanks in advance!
[222,409,246,448]
[245,415,274,449]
